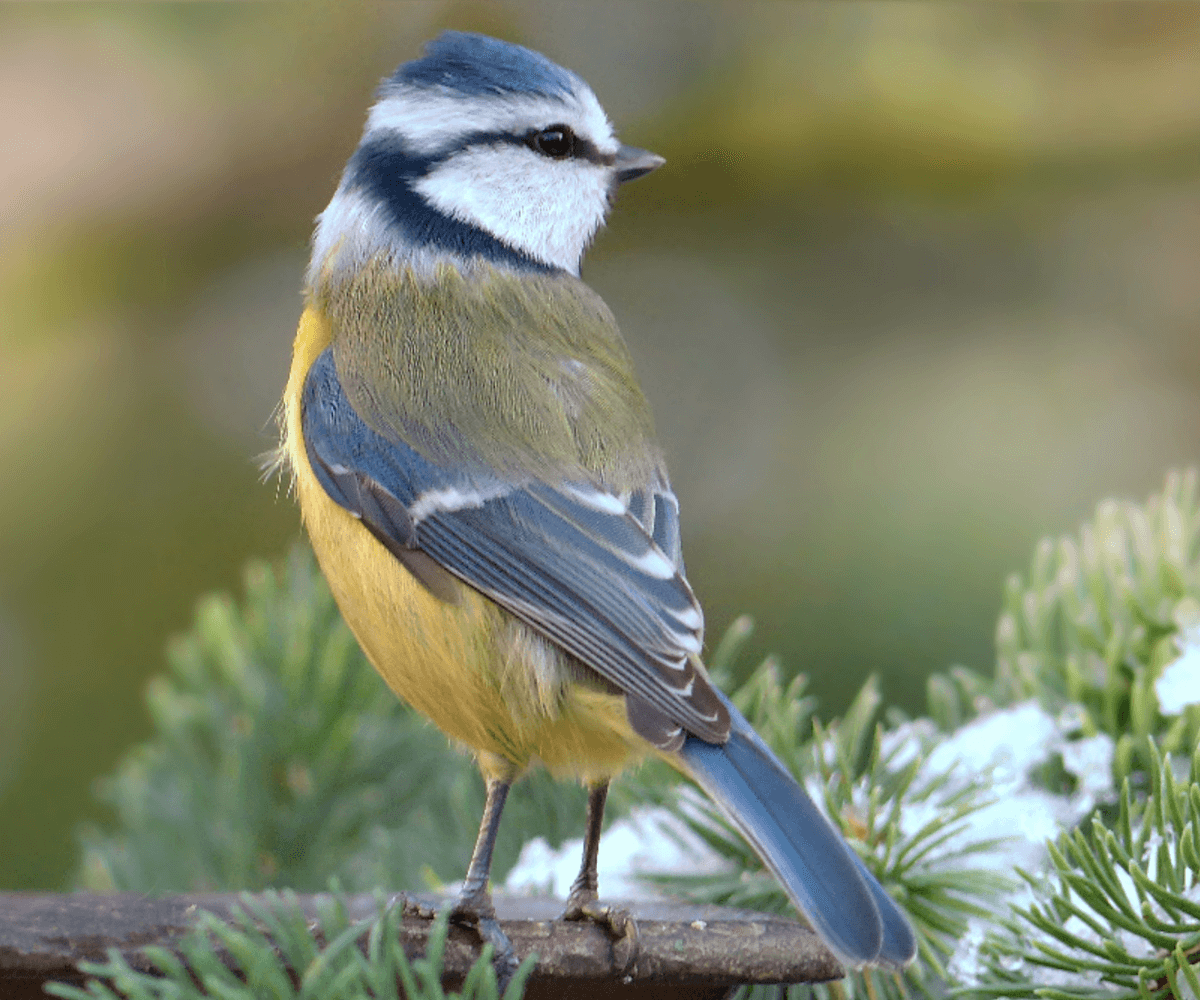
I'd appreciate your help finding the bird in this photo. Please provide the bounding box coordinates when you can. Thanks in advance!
[279,29,917,984]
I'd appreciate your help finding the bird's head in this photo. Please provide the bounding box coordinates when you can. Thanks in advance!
[310,31,663,283]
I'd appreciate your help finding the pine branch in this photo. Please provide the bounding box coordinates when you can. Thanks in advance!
[962,743,1200,1000]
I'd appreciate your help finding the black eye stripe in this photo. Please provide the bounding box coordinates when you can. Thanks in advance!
[528,127,611,165]
[439,127,613,166]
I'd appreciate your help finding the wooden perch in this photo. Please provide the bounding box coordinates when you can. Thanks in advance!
[0,891,845,999]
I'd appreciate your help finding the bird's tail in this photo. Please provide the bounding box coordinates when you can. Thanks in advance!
[675,694,917,969]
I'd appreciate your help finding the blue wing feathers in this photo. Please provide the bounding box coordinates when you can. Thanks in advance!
[301,348,729,741]
[422,507,700,716]
[626,489,649,526]
[651,493,680,562]
[436,503,657,647]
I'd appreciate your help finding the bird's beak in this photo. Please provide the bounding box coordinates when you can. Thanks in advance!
[614,144,665,184]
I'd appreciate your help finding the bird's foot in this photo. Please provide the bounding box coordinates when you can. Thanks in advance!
[561,888,639,977]
[450,890,520,992]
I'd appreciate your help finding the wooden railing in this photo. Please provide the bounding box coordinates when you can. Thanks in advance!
[0,891,843,999]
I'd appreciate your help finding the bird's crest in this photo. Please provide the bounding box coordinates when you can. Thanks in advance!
[386,31,580,100]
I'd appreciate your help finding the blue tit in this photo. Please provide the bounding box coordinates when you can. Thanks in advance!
[280,30,916,982]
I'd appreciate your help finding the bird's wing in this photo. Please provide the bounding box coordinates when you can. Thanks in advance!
[300,347,730,743]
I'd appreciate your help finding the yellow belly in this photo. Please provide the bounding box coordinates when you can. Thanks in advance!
[282,306,648,782]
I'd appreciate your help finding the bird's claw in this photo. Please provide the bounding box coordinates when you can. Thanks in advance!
[561,891,639,977]
[397,893,437,921]
[450,896,520,991]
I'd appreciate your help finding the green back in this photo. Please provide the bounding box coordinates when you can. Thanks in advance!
[320,260,664,490]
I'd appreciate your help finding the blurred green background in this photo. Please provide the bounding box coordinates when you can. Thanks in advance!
[2,2,1199,891]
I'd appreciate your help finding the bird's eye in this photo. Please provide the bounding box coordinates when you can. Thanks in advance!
[530,125,575,159]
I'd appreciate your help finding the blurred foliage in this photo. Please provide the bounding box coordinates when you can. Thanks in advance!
[925,470,1200,786]
[77,547,586,895]
[46,893,535,1000]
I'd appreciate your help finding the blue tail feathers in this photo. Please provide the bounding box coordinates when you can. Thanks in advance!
[676,694,917,968]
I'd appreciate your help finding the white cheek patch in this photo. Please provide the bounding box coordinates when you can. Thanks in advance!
[368,85,617,159]
[414,145,611,274]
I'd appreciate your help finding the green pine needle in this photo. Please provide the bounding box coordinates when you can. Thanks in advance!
[43,892,537,1000]
[964,742,1200,1000]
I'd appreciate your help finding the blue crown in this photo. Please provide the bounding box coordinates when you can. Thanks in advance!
[388,31,577,98]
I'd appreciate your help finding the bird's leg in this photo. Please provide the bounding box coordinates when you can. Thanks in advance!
[451,775,519,988]
[562,781,607,913]
[560,781,639,975]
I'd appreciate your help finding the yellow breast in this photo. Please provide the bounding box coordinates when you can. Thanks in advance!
[282,304,648,782]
